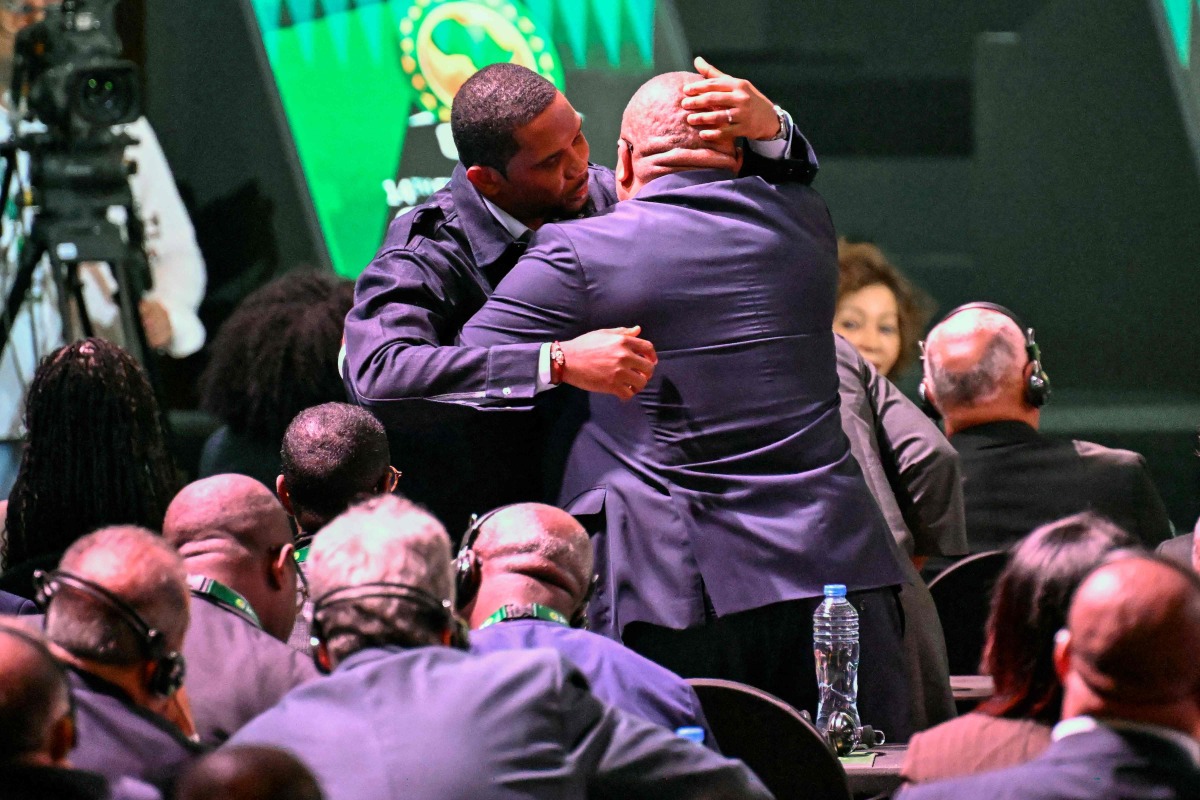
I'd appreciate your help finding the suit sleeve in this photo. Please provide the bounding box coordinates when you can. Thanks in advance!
[342,222,544,410]
[550,657,773,800]
[1128,455,1174,546]
[459,227,592,348]
[862,349,969,559]
[740,119,819,186]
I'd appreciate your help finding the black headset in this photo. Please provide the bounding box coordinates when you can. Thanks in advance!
[918,301,1050,420]
[33,570,187,698]
[308,581,460,674]
[454,506,515,611]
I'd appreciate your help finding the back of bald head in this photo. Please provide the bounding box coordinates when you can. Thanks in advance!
[0,622,70,764]
[1063,554,1200,715]
[164,474,292,557]
[177,745,324,800]
[621,71,739,182]
[924,307,1027,411]
[475,504,592,600]
[48,525,190,662]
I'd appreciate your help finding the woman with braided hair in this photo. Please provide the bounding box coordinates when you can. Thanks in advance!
[0,338,179,599]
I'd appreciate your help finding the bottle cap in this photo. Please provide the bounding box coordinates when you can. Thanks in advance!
[675,726,705,743]
[823,584,847,598]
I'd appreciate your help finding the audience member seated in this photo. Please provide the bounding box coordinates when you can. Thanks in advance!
[834,240,934,381]
[0,621,159,800]
[0,339,179,600]
[175,746,323,800]
[460,502,714,745]
[38,527,202,792]
[1157,518,1199,572]
[900,552,1200,800]
[228,495,771,800]
[921,303,1173,551]
[836,335,966,732]
[900,512,1133,785]
[162,475,317,746]
[277,402,397,651]
[198,272,355,488]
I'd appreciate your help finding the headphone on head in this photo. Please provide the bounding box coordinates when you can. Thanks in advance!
[918,301,1050,420]
[454,505,515,611]
[33,570,187,699]
[308,582,460,674]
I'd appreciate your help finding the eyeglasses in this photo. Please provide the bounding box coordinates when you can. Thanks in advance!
[291,550,310,611]
[382,465,402,494]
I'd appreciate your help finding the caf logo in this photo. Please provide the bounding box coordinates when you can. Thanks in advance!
[398,0,563,123]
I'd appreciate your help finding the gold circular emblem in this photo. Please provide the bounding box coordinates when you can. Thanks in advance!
[399,0,563,123]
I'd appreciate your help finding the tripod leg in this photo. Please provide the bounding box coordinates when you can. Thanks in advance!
[0,238,46,358]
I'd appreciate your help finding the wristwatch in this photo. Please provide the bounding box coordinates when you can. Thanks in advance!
[768,104,789,141]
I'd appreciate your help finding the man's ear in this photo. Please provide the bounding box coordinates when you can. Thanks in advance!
[465,164,505,200]
[268,543,293,591]
[615,140,633,189]
[733,143,744,174]
[1053,628,1072,684]
[276,475,294,517]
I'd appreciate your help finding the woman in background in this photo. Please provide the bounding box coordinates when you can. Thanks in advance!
[0,338,179,597]
[834,241,933,381]
[899,512,1134,785]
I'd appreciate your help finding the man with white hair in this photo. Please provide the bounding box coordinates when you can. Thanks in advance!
[227,494,771,800]
[921,302,1172,552]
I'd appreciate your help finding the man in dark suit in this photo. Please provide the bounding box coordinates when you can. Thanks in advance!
[38,526,202,792]
[342,60,814,533]
[228,495,771,800]
[921,303,1173,552]
[899,553,1200,800]
[162,475,317,746]
[460,71,909,737]
[461,502,713,745]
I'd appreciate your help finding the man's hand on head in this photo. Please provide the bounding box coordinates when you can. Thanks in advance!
[681,56,783,143]
[560,326,657,401]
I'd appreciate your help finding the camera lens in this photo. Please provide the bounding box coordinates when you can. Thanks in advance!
[74,66,136,126]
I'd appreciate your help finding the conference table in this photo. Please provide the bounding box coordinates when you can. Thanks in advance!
[842,743,907,798]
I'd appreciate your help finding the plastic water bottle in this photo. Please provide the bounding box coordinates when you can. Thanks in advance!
[814,584,861,749]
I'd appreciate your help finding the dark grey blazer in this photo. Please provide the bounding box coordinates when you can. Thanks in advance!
[835,336,963,731]
[899,724,1200,800]
[227,644,770,800]
[182,593,318,746]
[461,169,904,639]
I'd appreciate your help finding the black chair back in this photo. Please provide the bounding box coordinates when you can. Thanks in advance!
[687,678,851,800]
[928,549,1009,676]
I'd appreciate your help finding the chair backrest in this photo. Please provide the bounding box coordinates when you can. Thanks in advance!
[687,678,851,800]
[928,549,1009,676]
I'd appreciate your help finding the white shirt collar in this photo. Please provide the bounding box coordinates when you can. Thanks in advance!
[1052,715,1200,766]
[480,196,530,241]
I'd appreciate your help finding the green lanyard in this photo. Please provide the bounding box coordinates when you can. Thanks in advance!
[187,575,263,630]
[295,545,310,565]
[479,603,571,630]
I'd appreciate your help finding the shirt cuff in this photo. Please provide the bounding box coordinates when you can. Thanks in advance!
[745,109,793,160]
[535,342,555,394]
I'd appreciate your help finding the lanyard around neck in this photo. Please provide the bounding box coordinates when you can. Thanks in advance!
[187,575,262,630]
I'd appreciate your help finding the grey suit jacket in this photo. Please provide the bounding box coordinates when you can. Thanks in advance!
[461,169,903,638]
[182,594,318,746]
[835,336,963,731]
[899,724,1200,800]
[227,645,771,800]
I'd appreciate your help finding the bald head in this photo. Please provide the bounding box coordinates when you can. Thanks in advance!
[465,503,593,627]
[922,306,1039,434]
[165,474,293,556]
[1058,555,1200,729]
[0,623,72,765]
[177,746,323,800]
[617,71,740,198]
[164,475,299,643]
